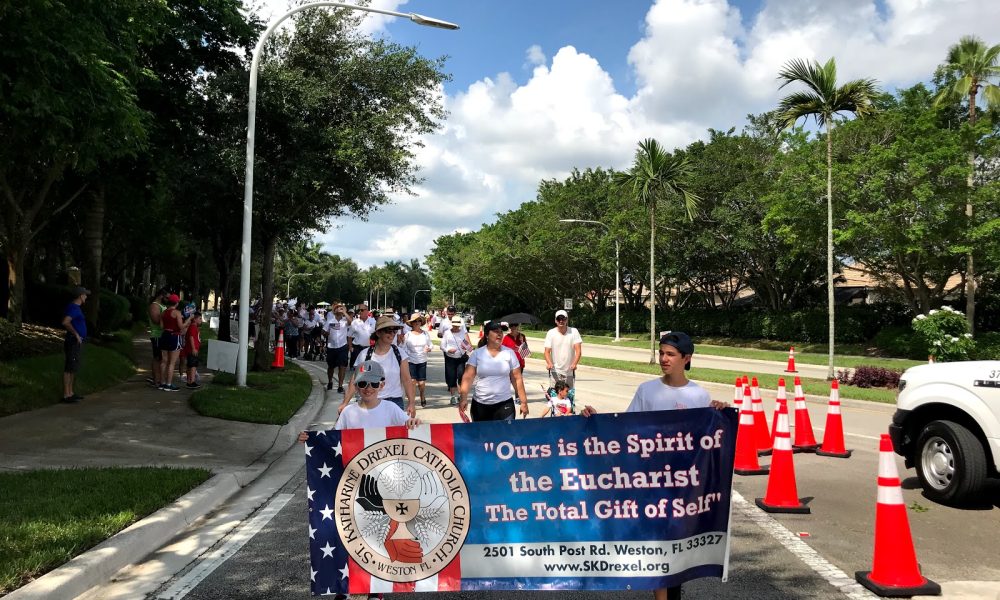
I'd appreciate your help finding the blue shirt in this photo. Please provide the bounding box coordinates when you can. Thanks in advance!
[65,302,87,340]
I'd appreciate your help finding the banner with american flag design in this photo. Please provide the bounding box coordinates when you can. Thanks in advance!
[304,409,737,595]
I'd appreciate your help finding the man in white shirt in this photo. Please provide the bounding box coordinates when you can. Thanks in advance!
[543,309,582,388]
[324,303,350,392]
[348,305,373,371]
[437,305,466,338]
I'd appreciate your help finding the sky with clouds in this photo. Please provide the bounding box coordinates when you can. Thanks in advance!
[252,0,1000,268]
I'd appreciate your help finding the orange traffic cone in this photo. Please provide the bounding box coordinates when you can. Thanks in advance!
[733,377,743,409]
[855,435,941,597]
[751,377,771,455]
[770,378,788,446]
[271,329,286,368]
[791,376,820,452]
[817,379,852,458]
[784,346,798,373]
[734,386,768,476]
[755,396,809,514]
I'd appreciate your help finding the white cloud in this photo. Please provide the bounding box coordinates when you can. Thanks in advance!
[316,0,1000,269]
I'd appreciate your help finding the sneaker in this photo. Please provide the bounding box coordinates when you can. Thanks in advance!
[450,394,457,406]
[326,382,333,391]
[159,384,169,391]
[61,395,80,404]
[337,386,344,393]
[71,393,85,400]
[164,384,180,392]
[185,382,202,389]
[145,377,155,385]
[421,399,426,407]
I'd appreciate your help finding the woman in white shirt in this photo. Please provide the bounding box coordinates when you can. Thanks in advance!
[340,316,416,417]
[441,315,472,405]
[403,314,433,407]
[459,320,529,422]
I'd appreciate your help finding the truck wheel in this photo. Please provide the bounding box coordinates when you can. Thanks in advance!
[915,420,987,504]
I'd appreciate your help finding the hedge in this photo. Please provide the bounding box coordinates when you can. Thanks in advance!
[23,283,132,333]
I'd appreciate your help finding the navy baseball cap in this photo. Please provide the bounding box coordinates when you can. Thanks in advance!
[659,331,694,370]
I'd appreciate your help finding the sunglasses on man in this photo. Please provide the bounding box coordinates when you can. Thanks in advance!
[356,379,385,389]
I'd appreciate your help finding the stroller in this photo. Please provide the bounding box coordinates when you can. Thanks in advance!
[539,382,576,416]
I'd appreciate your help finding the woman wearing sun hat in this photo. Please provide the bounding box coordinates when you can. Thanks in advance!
[403,313,434,407]
[340,315,417,417]
[441,315,472,405]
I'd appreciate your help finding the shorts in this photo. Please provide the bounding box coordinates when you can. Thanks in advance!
[326,345,349,368]
[159,332,183,353]
[150,337,162,361]
[186,354,200,369]
[471,398,515,423]
[64,335,83,374]
[408,361,427,381]
[383,397,405,411]
[350,345,367,369]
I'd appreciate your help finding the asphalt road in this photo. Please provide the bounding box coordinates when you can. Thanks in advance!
[81,354,1000,600]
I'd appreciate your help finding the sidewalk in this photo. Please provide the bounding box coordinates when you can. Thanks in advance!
[2,342,326,600]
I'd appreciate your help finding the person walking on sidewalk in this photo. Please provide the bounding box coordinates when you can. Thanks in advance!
[348,305,373,372]
[441,315,471,405]
[324,303,350,392]
[158,294,193,392]
[543,309,582,389]
[340,316,417,417]
[147,287,170,388]
[403,313,433,407]
[61,286,90,403]
[459,320,529,422]
[580,331,728,600]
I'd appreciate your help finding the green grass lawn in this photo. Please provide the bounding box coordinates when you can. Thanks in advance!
[524,332,923,371]
[0,467,210,595]
[0,343,136,417]
[531,353,897,404]
[189,360,312,424]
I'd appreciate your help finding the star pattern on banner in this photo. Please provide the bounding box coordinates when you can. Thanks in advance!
[318,463,333,478]
[305,430,353,596]
[340,563,350,580]
[320,504,334,520]
[321,541,335,558]
[332,441,342,456]
[304,443,313,457]
[307,486,315,501]
[309,525,317,539]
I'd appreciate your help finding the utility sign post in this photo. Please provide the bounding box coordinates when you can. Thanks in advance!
[564,298,573,311]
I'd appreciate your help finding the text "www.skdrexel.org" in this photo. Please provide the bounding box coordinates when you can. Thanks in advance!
[543,559,671,574]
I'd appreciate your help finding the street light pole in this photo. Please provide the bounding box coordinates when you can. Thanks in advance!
[413,288,431,312]
[559,219,620,342]
[286,272,313,300]
[236,2,458,386]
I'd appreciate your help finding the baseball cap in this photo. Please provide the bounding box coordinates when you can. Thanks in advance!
[72,286,92,297]
[446,305,457,312]
[659,331,695,370]
[167,293,180,304]
[483,320,505,333]
[555,309,568,319]
[355,360,385,385]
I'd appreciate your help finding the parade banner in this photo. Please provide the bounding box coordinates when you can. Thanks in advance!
[304,408,738,595]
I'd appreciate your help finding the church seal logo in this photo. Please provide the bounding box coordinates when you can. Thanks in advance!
[335,438,470,582]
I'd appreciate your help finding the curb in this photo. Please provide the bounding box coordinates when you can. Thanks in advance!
[526,357,896,413]
[6,361,327,600]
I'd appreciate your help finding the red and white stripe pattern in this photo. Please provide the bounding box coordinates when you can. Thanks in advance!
[340,424,463,594]
[827,379,841,415]
[876,436,904,505]
[792,377,807,412]
[773,403,793,452]
[733,377,743,408]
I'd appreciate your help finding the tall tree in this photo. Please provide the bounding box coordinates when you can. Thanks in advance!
[934,35,1000,332]
[776,57,878,378]
[614,139,699,364]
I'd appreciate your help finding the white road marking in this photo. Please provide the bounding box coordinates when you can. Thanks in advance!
[156,493,294,599]
[733,491,878,599]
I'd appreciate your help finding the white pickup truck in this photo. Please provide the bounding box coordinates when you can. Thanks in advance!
[889,361,1000,503]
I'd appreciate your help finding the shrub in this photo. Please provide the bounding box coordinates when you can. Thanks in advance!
[98,291,132,332]
[872,325,925,360]
[971,332,1000,360]
[0,317,15,350]
[911,306,975,362]
[838,365,903,389]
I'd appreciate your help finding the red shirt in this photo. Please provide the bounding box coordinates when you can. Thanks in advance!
[502,334,524,370]
[182,323,201,356]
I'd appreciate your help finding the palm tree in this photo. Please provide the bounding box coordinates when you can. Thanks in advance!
[614,139,699,364]
[934,35,1000,333]
[776,58,878,379]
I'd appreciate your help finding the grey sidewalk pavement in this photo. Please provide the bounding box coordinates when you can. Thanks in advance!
[2,340,327,600]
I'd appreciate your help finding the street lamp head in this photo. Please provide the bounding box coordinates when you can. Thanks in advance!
[408,13,459,30]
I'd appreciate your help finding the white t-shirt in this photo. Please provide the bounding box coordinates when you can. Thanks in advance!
[543,326,583,374]
[547,395,573,416]
[626,379,712,412]
[353,345,410,399]
[468,346,521,405]
[403,330,433,364]
[440,328,469,358]
[336,399,409,430]
[324,315,349,348]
